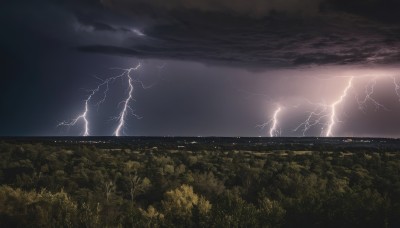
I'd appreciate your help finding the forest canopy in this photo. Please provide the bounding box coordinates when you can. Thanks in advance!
[0,139,399,227]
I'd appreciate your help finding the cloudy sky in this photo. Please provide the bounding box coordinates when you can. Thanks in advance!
[1,0,400,137]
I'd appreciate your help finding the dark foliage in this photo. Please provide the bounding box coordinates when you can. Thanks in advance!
[0,139,399,227]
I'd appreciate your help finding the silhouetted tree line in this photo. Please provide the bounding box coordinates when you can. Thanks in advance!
[0,141,400,227]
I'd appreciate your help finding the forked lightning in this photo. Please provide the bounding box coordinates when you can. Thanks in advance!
[257,106,282,137]
[291,75,400,137]
[59,63,143,136]
[325,77,353,137]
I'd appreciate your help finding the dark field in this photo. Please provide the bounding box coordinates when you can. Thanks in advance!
[1,137,400,227]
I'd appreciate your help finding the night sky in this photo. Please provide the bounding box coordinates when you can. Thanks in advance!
[1,0,400,137]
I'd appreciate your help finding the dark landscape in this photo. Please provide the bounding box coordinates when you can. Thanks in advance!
[3,0,400,227]
[1,137,400,227]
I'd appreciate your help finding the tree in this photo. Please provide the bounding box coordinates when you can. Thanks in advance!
[162,184,212,226]
[258,197,286,227]
[128,172,151,201]
[0,186,78,227]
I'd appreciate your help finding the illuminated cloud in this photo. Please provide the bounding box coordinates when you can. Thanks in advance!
[64,0,400,69]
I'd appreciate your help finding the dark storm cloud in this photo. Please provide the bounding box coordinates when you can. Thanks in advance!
[325,0,400,23]
[4,0,400,69]
[99,0,400,22]
[5,0,400,69]
[76,16,116,32]
[59,0,400,69]
[100,0,323,17]
[74,14,142,34]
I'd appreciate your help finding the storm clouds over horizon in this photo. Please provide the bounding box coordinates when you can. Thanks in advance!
[71,0,400,68]
[1,0,400,137]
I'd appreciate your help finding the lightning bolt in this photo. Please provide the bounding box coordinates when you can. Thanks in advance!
[57,80,110,136]
[294,75,396,137]
[114,63,141,136]
[356,78,388,112]
[392,76,400,102]
[58,91,94,136]
[293,104,329,136]
[59,62,145,136]
[257,106,282,137]
[325,77,353,137]
[293,77,354,137]
[250,73,400,137]
[270,107,282,137]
